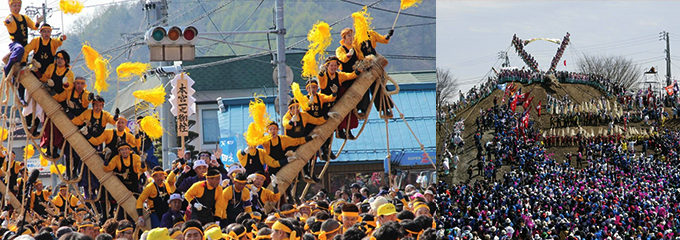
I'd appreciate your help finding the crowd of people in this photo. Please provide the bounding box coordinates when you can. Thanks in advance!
[437,70,680,239]
[512,35,539,72]
[548,33,570,73]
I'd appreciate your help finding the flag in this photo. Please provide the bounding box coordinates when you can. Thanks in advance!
[535,100,542,117]
[521,111,530,129]
[564,60,567,66]
[497,83,507,91]
[510,96,518,112]
[524,96,534,109]
[516,92,530,105]
[666,85,674,96]
[674,82,679,94]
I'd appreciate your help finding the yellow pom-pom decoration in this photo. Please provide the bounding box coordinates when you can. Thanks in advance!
[140,115,163,140]
[116,62,151,81]
[244,96,271,147]
[23,144,34,160]
[133,85,166,108]
[400,0,423,10]
[94,57,110,94]
[50,164,66,174]
[291,82,310,112]
[301,21,332,79]
[40,149,48,167]
[81,44,101,71]
[352,6,373,45]
[59,0,84,14]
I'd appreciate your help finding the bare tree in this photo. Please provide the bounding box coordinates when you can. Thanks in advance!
[437,68,459,108]
[576,54,641,89]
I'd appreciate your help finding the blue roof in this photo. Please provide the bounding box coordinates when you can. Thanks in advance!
[216,82,436,164]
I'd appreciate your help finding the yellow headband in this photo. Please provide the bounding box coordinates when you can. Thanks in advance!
[234,179,247,183]
[342,212,359,218]
[280,208,296,215]
[315,219,326,223]
[414,204,430,212]
[255,236,272,240]
[255,173,266,179]
[170,231,182,239]
[272,221,297,240]
[205,224,219,232]
[116,227,133,234]
[318,224,342,240]
[364,220,376,228]
[306,81,319,88]
[8,0,20,4]
[78,224,94,230]
[288,103,300,108]
[152,170,166,176]
[405,229,423,236]
[40,25,51,31]
[228,231,247,240]
[75,78,86,83]
[182,227,203,237]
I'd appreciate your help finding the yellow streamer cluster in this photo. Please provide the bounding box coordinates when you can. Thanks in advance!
[352,6,373,45]
[40,149,48,167]
[116,62,151,81]
[400,0,423,10]
[82,44,110,94]
[140,114,163,140]
[291,82,310,112]
[59,0,83,15]
[50,164,66,174]
[133,85,166,108]
[0,128,7,141]
[23,144,34,160]
[301,21,332,79]
[244,97,271,147]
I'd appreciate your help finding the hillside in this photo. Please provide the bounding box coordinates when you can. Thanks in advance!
[439,82,656,185]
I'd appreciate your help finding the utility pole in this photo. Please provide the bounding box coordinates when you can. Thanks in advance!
[498,51,510,68]
[25,1,58,37]
[661,31,671,86]
[274,0,288,125]
[144,0,174,168]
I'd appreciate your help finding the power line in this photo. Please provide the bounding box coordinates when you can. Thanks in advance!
[338,0,435,19]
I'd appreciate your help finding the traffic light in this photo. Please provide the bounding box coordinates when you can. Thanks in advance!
[145,26,199,61]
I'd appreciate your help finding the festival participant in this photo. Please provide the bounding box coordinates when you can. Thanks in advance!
[39,49,74,95]
[353,25,394,118]
[340,204,360,232]
[86,116,141,161]
[175,158,209,193]
[136,166,176,228]
[238,142,287,177]
[271,218,300,240]
[3,0,41,100]
[160,193,185,228]
[184,169,225,225]
[318,55,359,139]
[51,184,84,217]
[76,221,97,239]
[135,116,160,168]
[305,79,337,159]
[222,172,252,226]
[319,219,342,240]
[283,98,333,182]
[115,220,134,240]
[248,171,281,213]
[376,203,397,227]
[262,121,310,176]
[29,180,51,217]
[103,142,143,193]
[2,151,22,195]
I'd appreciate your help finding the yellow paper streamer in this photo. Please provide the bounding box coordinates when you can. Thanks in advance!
[59,0,84,14]
[291,82,310,112]
[400,0,423,10]
[352,6,373,45]
[50,164,66,174]
[81,44,100,70]
[94,57,110,94]
[133,85,166,108]
[301,21,332,79]
[116,62,151,81]
[140,115,163,140]
[40,149,48,167]
[244,97,271,147]
[23,144,34,160]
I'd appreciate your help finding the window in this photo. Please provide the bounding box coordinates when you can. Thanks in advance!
[202,109,220,144]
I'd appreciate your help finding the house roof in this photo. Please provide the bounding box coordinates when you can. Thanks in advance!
[216,81,436,164]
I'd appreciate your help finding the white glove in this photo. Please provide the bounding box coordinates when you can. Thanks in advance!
[291,114,298,122]
[348,48,354,56]
[194,202,204,211]
[138,216,145,227]
[80,127,88,136]
[309,134,319,140]
[271,174,278,187]
[251,185,259,196]
[247,174,257,182]
[328,112,340,119]
[47,79,54,87]
[221,179,230,188]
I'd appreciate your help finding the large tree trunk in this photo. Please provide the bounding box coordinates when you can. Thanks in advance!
[266,55,388,210]
[17,70,141,220]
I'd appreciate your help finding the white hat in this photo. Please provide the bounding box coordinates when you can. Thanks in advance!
[193,160,208,169]
[167,193,183,203]
[228,164,245,176]
[424,190,434,196]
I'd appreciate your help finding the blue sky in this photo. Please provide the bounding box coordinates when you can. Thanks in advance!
[437,1,680,92]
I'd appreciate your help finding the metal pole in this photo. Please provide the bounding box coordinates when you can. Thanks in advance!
[275,0,288,125]
[667,32,672,86]
[146,0,174,168]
